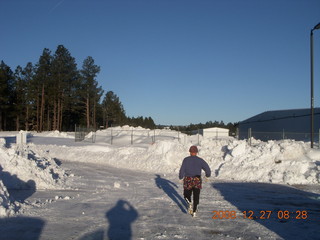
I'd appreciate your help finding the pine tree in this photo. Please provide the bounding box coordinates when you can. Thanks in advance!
[102,91,126,127]
[23,62,36,130]
[13,65,27,130]
[51,45,79,131]
[33,48,52,132]
[80,56,103,129]
[0,61,15,130]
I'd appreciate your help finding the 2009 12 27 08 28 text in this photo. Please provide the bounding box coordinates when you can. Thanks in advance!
[212,210,308,220]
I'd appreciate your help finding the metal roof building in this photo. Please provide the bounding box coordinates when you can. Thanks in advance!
[199,127,229,139]
[238,108,320,141]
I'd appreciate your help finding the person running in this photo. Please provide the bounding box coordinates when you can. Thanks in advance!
[179,145,211,217]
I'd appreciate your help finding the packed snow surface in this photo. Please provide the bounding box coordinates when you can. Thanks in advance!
[24,127,320,185]
[0,127,319,239]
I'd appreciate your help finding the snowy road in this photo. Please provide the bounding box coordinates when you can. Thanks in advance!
[1,159,319,240]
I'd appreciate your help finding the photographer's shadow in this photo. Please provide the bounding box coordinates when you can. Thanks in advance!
[79,200,138,240]
[106,200,138,240]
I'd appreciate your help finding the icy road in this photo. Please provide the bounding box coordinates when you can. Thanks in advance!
[1,160,319,240]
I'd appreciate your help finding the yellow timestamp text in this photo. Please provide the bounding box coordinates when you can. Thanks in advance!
[212,210,308,220]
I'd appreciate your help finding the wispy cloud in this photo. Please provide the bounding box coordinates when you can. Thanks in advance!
[49,0,66,13]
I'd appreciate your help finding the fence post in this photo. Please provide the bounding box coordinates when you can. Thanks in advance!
[236,128,239,140]
[16,131,27,157]
[92,131,96,143]
[248,128,252,146]
[318,129,320,149]
[111,128,113,145]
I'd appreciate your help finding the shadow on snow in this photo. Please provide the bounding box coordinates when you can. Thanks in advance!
[0,217,45,240]
[213,182,320,240]
[79,175,187,240]
[79,199,138,240]
[155,174,187,213]
[0,165,36,204]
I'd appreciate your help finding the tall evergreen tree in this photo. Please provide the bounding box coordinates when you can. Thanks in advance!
[145,117,156,129]
[102,91,126,127]
[23,62,35,130]
[33,48,52,132]
[13,65,27,130]
[51,45,79,131]
[0,61,14,130]
[80,56,103,129]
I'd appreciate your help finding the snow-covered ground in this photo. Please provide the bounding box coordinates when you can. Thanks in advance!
[0,127,319,239]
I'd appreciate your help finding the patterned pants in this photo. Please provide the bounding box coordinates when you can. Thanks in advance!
[183,176,202,212]
[183,176,202,190]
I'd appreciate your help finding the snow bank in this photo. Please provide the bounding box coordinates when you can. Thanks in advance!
[0,179,17,217]
[0,135,70,217]
[30,129,320,185]
[0,145,68,190]
[36,130,74,138]
[1,128,319,217]
[36,139,187,173]
[200,138,320,184]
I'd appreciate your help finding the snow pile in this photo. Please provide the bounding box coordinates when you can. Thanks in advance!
[0,136,69,217]
[200,138,320,185]
[39,139,186,173]
[0,179,16,217]
[0,145,68,190]
[29,129,320,185]
[43,130,73,138]
[0,138,18,217]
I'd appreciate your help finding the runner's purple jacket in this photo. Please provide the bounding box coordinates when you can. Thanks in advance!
[179,155,211,180]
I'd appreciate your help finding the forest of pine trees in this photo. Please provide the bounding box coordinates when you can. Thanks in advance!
[1,44,237,133]
[0,45,155,131]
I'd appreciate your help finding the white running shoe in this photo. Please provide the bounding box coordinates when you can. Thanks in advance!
[185,199,193,215]
[192,206,198,217]
[188,205,193,215]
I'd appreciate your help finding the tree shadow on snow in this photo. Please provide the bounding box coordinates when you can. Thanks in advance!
[0,166,36,203]
[0,216,45,240]
[213,182,320,239]
[155,174,187,213]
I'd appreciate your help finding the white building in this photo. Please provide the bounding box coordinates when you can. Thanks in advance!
[200,127,229,139]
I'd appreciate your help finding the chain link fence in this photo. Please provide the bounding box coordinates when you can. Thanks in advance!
[75,125,96,143]
[75,126,235,146]
[75,126,190,145]
[242,128,319,147]
[100,128,186,145]
[75,126,223,146]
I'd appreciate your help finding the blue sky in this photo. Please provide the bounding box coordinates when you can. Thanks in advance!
[1,0,320,125]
